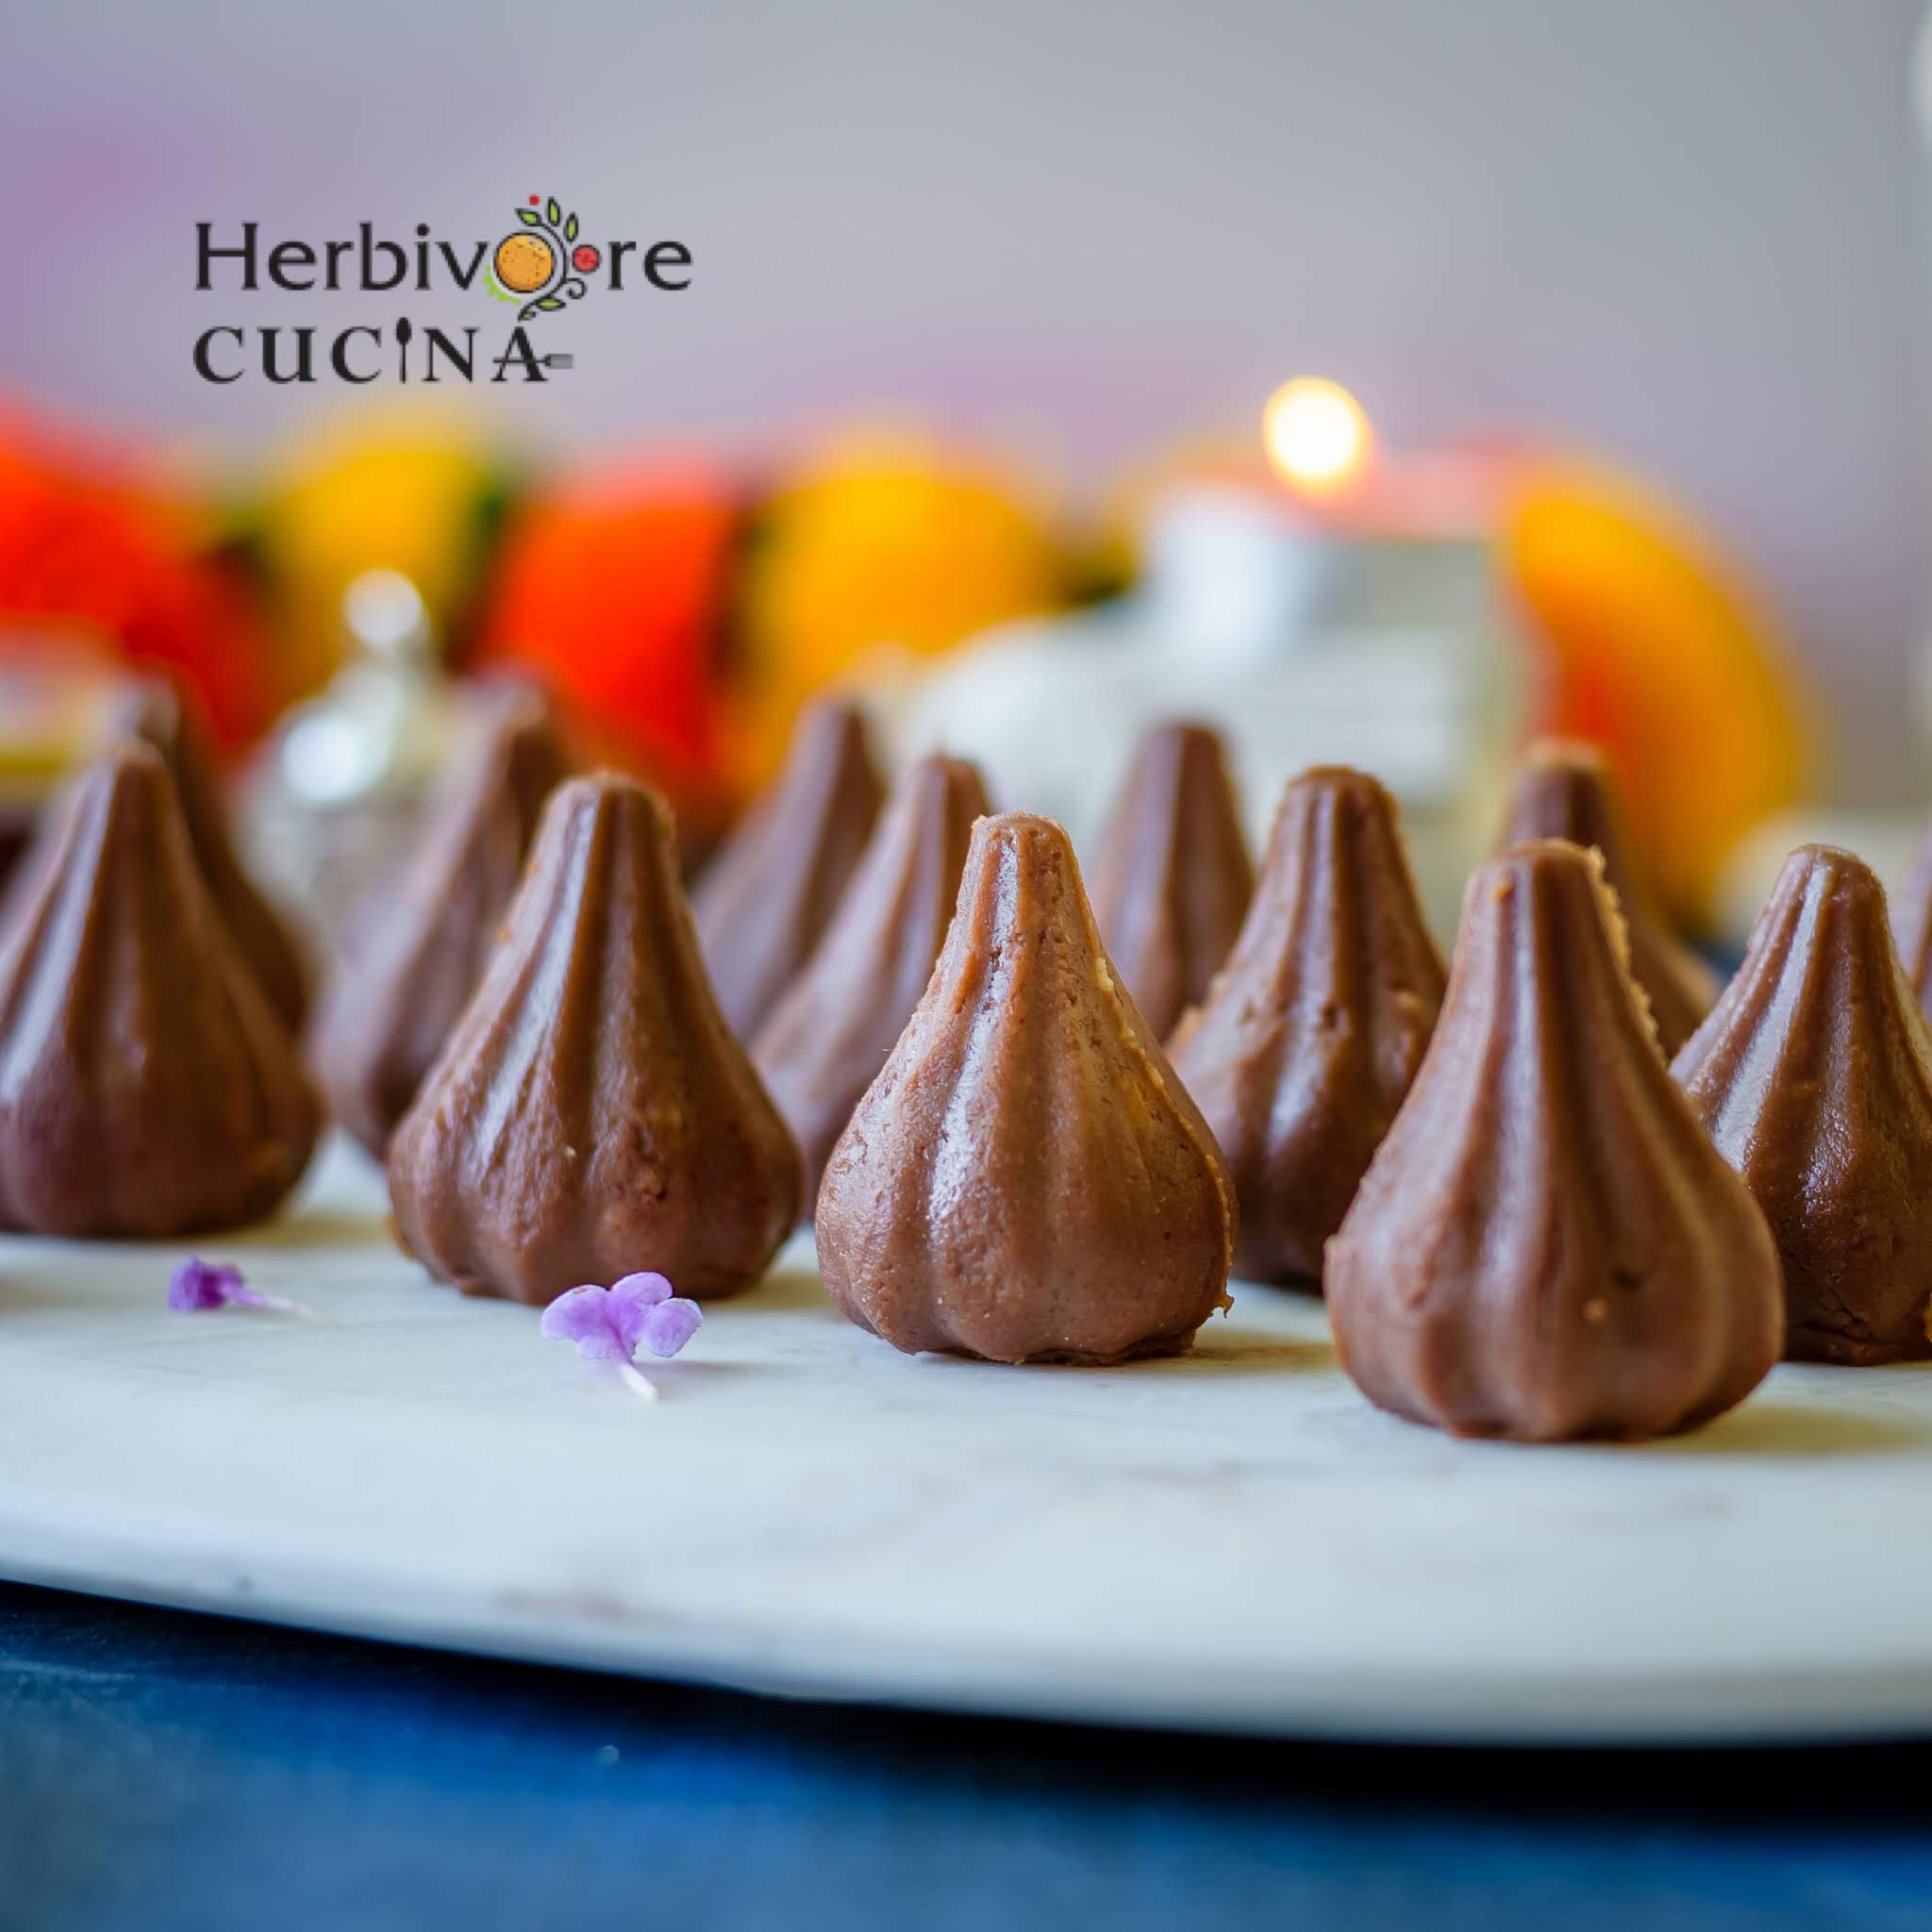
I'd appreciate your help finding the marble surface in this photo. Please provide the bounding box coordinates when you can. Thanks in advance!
[4,1134,1932,1745]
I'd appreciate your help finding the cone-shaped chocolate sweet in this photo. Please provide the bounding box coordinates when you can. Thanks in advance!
[111,676,310,1031]
[388,772,803,1303]
[1674,845,1932,1364]
[817,812,1237,1363]
[1495,740,1714,1058]
[0,741,319,1236]
[1088,721,1254,1041]
[312,686,572,1158]
[753,755,991,1208]
[691,697,885,1039]
[1168,767,1445,1287]
[1326,841,1781,1441]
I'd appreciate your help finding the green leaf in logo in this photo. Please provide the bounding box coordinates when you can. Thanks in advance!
[517,208,541,225]
[538,295,565,311]
[545,198,561,226]
[565,213,579,242]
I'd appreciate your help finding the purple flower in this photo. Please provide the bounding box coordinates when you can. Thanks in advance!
[541,1272,703,1400]
[168,1257,269,1312]
[166,1257,315,1320]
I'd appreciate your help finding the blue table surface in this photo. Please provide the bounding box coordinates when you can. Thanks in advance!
[3,1583,1929,1932]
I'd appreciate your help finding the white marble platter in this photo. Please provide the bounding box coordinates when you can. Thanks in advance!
[4,1135,1932,1745]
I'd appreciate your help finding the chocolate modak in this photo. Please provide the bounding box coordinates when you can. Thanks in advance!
[1168,767,1443,1287]
[112,675,311,1031]
[1675,845,1932,1364]
[387,772,802,1304]
[313,685,570,1158]
[0,741,318,1236]
[691,696,885,1039]
[1495,739,1715,1058]
[1326,840,1781,1441]
[1089,721,1254,1040]
[754,754,991,1207]
[816,811,1237,1364]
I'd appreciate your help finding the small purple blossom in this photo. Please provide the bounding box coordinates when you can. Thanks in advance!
[541,1272,703,1402]
[168,1257,269,1311]
[166,1257,314,1320]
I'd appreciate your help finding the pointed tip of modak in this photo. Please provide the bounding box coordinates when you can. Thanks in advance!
[1261,764,1405,857]
[691,695,886,1038]
[105,673,205,761]
[1523,735,1609,774]
[1091,720,1254,1038]
[554,766,676,833]
[103,674,311,1030]
[1465,837,1656,1034]
[973,807,1074,858]
[1678,842,1911,1073]
[751,753,992,1208]
[74,735,182,854]
[912,752,991,809]
[1141,718,1231,766]
[1495,744,1712,1058]
[310,689,573,1158]
[1773,840,1887,906]
[1498,740,1626,859]
[1720,842,1903,1005]
[794,691,874,755]
[768,695,885,824]
[1108,718,1244,815]
[1475,833,1614,904]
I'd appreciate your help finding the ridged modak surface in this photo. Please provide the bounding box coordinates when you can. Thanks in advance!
[691,696,884,1039]
[112,675,311,1031]
[1326,840,1781,1441]
[387,773,802,1304]
[1089,721,1254,1041]
[314,686,570,1157]
[1495,740,1715,1058]
[1169,767,1443,1287]
[754,755,991,1208]
[0,741,318,1236]
[1674,844,1932,1364]
[816,811,1236,1364]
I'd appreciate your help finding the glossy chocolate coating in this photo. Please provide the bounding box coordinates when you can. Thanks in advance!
[1326,841,1781,1441]
[691,697,885,1039]
[1494,740,1715,1058]
[816,812,1236,1363]
[1674,844,1932,1364]
[313,687,570,1158]
[387,772,802,1303]
[1168,767,1444,1287]
[754,755,991,1208]
[1089,721,1254,1040]
[0,741,318,1236]
[111,676,311,1031]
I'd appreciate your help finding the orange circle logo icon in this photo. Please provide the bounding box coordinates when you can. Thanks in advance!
[493,233,555,294]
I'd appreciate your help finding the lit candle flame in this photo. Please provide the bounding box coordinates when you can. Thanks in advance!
[1262,377,1374,499]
